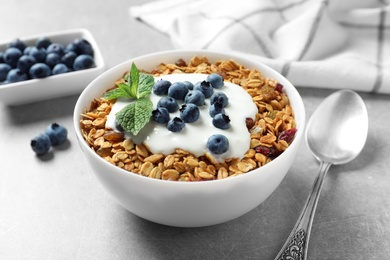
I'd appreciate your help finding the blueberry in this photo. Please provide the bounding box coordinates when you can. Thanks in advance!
[61,51,77,68]
[206,73,224,89]
[157,96,179,113]
[30,47,47,62]
[46,43,65,56]
[45,123,68,146]
[0,52,4,63]
[180,103,200,123]
[3,47,22,68]
[52,63,70,75]
[31,133,51,155]
[7,38,26,52]
[45,53,61,68]
[23,46,34,55]
[73,38,94,56]
[153,79,171,95]
[168,81,188,100]
[207,134,229,154]
[6,69,28,83]
[17,55,37,73]
[65,43,77,53]
[209,101,225,117]
[194,80,213,98]
[212,114,231,130]
[35,36,52,49]
[0,63,12,82]
[210,92,229,108]
[115,119,124,132]
[29,63,51,79]
[152,107,170,124]
[73,54,95,70]
[182,81,194,90]
[167,117,185,132]
[184,90,205,106]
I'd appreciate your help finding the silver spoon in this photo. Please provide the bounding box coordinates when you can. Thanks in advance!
[274,89,368,260]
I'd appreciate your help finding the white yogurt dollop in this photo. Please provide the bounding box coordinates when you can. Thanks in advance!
[106,74,257,162]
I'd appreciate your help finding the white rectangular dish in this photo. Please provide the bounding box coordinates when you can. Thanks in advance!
[0,28,105,106]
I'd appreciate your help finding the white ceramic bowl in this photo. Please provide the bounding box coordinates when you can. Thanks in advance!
[73,50,305,227]
[0,28,105,106]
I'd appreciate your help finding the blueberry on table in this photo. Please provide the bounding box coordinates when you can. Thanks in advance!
[157,96,179,113]
[45,123,68,146]
[0,63,12,82]
[194,80,213,98]
[6,69,28,83]
[52,63,70,75]
[3,47,22,68]
[207,134,229,154]
[206,73,224,89]
[168,81,189,100]
[29,63,51,79]
[153,79,171,95]
[210,92,228,108]
[152,107,170,124]
[73,54,95,70]
[17,55,37,73]
[184,90,205,106]
[167,117,185,132]
[35,36,52,49]
[180,103,200,123]
[31,133,51,155]
[212,114,231,130]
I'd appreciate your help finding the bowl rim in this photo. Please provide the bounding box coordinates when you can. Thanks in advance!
[74,49,306,186]
[0,28,105,91]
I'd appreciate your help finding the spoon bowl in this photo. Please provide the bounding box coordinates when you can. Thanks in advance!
[275,89,368,260]
[306,90,368,165]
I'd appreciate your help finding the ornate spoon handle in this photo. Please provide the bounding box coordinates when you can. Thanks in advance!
[274,162,331,260]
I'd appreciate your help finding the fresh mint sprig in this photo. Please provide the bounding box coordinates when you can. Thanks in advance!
[103,63,154,135]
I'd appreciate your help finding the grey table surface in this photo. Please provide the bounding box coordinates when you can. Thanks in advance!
[1,0,389,259]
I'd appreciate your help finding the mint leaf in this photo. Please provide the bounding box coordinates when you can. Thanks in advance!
[103,82,134,100]
[116,97,153,135]
[137,73,154,99]
[129,63,139,99]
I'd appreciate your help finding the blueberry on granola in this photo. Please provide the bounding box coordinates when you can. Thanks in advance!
[167,117,185,132]
[206,73,224,89]
[168,81,188,100]
[212,114,230,130]
[152,107,170,124]
[210,92,228,108]
[207,134,229,154]
[194,80,213,98]
[209,101,225,118]
[184,90,205,106]
[153,79,171,95]
[157,96,179,113]
[180,103,200,123]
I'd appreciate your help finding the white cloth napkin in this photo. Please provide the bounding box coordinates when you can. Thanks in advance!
[130,0,390,94]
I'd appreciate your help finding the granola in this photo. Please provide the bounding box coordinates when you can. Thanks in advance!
[80,56,296,181]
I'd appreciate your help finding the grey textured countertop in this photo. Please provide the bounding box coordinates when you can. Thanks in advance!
[1,0,389,259]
